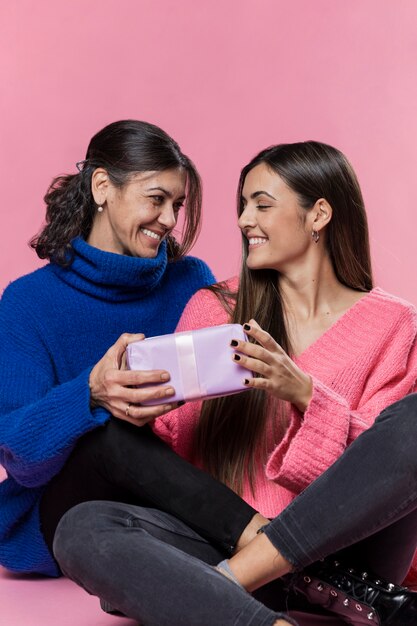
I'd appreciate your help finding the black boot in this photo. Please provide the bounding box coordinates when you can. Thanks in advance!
[290,559,417,625]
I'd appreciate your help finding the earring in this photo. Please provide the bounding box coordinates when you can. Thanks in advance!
[312,230,320,243]
[97,205,104,213]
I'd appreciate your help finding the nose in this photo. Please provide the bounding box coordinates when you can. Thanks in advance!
[238,204,256,231]
[157,203,177,230]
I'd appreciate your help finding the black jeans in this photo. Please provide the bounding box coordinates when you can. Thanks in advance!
[39,419,256,557]
[53,394,417,625]
[55,503,299,626]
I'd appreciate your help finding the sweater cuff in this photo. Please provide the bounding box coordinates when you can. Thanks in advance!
[51,366,111,435]
[266,378,350,493]
[4,368,110,487]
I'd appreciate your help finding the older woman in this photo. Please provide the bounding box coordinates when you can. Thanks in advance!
[0,119,268,582]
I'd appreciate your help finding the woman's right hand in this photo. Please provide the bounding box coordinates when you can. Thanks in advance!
[232,320,312,413]
[89,333,177,426]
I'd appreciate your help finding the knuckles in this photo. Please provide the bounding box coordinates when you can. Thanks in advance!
[103,369,118,385]
[275,354,287,365]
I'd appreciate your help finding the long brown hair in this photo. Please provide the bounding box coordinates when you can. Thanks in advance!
[195,141,373,494]
[30,120,202,265]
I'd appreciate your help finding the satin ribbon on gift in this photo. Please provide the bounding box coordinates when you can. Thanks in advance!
[174,332,207,401]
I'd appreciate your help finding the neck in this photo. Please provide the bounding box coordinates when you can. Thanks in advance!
[278,253,353,321]
[87,219,123,255]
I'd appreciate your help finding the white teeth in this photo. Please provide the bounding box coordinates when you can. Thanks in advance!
[141,228,161,240]
[248,237,268,246]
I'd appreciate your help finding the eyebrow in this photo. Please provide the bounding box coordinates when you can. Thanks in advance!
[146,186,185,200]
[241,190,277,203]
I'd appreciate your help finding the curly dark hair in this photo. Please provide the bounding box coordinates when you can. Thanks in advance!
[30,120,202,265]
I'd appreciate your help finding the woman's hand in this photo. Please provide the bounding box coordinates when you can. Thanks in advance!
[232,320,312,413]
[89,333,177,426]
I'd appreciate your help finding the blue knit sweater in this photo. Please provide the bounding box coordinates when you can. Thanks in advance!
[0,237,214,576]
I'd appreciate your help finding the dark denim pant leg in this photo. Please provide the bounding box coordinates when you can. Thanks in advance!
[40,419,256,556]
[53,501,295,626]
[264,393,417,582]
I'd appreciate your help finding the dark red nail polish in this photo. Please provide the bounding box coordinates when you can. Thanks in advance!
[243,378,250,385]
[243,324,251,331]
[230,339,238,347]
[233,354,241,361]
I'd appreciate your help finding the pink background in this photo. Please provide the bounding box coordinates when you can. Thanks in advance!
[0,4,417,622]
[1,0,417,304]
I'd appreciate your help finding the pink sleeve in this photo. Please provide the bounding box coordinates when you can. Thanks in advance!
[175,281,235,333]
[266,312,417,494]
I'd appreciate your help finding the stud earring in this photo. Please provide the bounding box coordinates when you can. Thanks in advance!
[312,230,320,243]
[97,205,104,213]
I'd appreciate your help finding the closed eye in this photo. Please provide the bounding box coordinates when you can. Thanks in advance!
[173,201,184,212]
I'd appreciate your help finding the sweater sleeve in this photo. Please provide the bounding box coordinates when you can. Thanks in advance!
[0,285,109,488]
[266,306,417,493]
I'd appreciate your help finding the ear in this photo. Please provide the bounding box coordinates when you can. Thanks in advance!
[91,168,110,206]
[309,198,332,233]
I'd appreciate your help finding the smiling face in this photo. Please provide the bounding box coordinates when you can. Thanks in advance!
[88,168,187,258]
[238,162,317,273]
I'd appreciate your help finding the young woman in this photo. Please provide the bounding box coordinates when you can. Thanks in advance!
[0,119,266,580]
[53,142,417,625]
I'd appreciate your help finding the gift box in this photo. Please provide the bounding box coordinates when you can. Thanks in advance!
[126,324,252,405]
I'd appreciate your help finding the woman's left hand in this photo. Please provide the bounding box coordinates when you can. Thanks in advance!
[232,319,313,413]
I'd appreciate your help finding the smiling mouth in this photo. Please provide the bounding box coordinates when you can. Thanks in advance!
[140,228,163,241]
[248,237,268,246]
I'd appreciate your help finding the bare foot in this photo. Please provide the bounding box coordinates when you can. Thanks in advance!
[228,532,294,591]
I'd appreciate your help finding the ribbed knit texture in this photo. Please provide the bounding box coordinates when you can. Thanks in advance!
[0,237,215,576]
[153,277,417,581]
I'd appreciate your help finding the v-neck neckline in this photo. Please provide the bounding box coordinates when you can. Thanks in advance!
[292,288,377,361]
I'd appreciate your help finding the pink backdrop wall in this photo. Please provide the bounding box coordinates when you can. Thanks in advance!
[1,0,417,303]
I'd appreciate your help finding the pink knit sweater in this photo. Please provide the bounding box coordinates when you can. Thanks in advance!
[153,279,417,580]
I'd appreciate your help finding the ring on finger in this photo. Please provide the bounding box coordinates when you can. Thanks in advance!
[126,402,131,417]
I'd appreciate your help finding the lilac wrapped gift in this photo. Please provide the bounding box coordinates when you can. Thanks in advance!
[126,324,252,405]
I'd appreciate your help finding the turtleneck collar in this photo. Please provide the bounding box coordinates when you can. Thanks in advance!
[51,237,168,302]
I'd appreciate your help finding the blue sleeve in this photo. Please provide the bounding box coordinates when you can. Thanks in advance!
[0,284,109,488]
